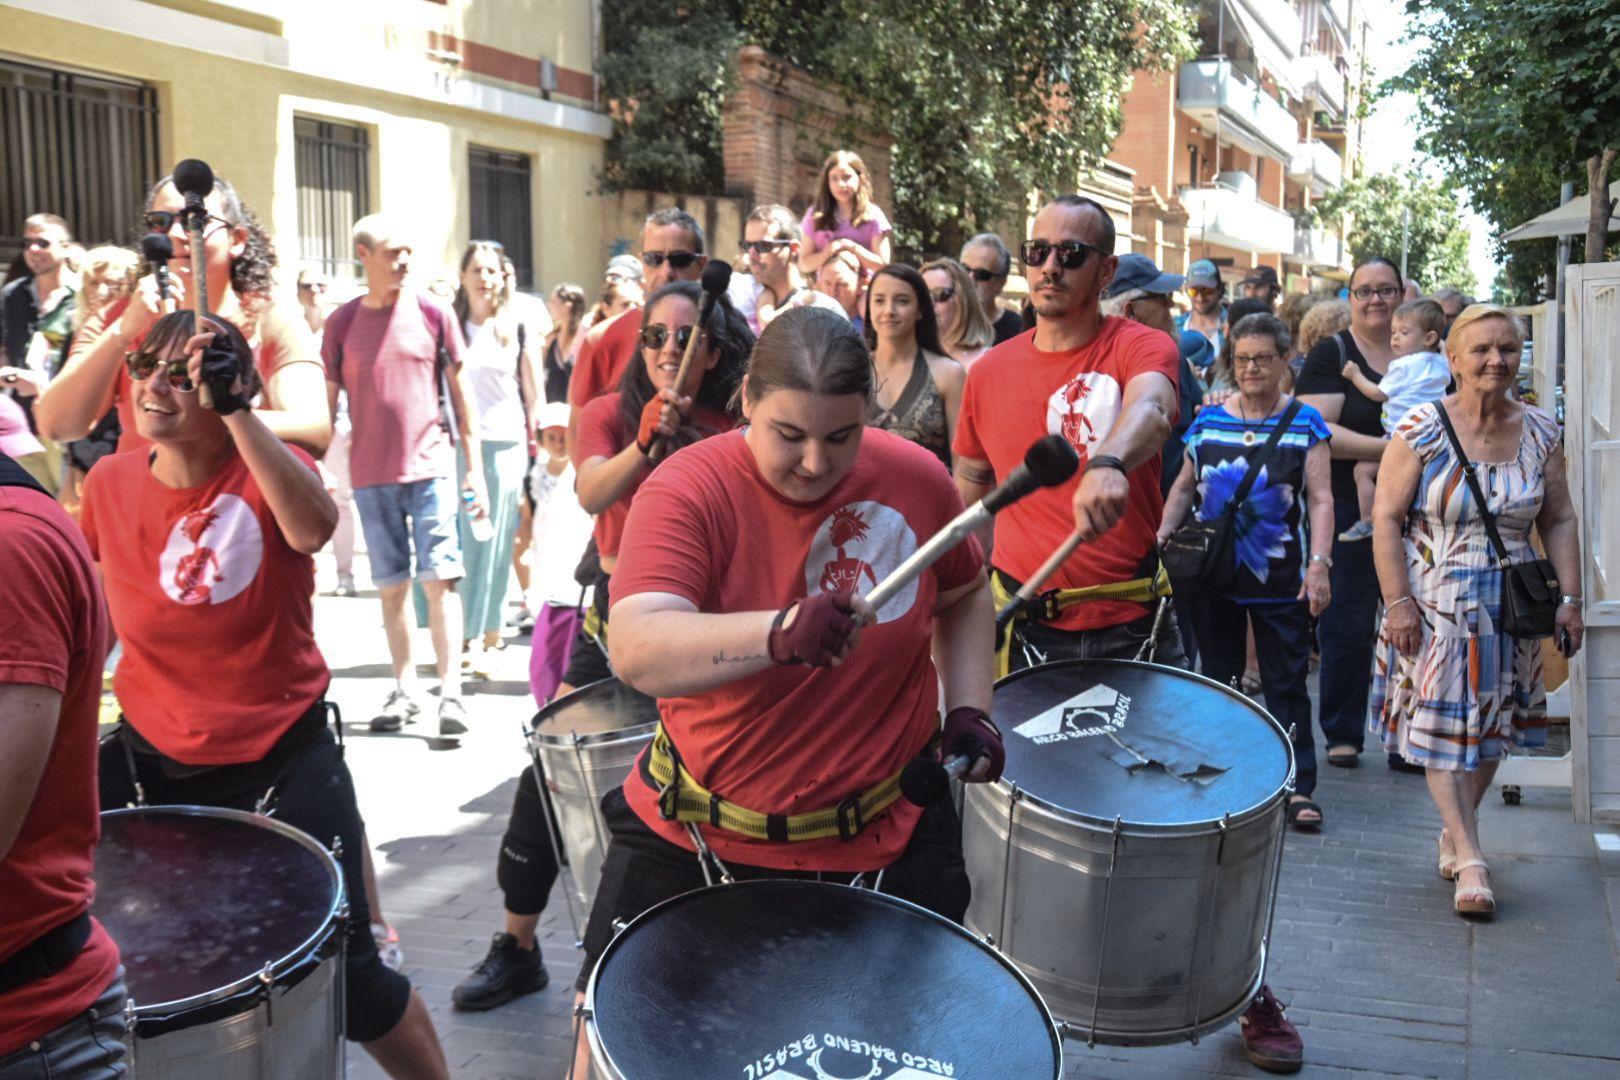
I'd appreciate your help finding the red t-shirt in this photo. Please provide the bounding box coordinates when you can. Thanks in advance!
[612,428,984,871]
[0,484,119,1056]
[567,309,639,408]
[79,448,330,765]
[954,317,1178,631]
[322,294,465,488]
[68,299,322,455]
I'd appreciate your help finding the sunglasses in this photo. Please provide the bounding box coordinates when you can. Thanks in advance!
[125,349,195,392]
[22,237,57,250]
[1188,286,1219,297]
[738,239,789,255]
[640,324,701,351]
[1351,285,1402,301]
[639,250,699,270]
[929,287,956,304]
[144,210,232,236]
[1019,239,1101,271]
[967,267,1006,283]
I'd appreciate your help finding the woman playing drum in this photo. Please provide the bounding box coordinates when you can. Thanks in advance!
[80,312,446,1079]
[568,305,1001,1071]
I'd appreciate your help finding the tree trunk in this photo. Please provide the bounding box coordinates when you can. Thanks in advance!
[1586,148,1616,264]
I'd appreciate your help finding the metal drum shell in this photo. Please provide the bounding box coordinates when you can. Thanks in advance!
[962,660,1293,1047]
[95,805,345,1079]
[526,678,658,912]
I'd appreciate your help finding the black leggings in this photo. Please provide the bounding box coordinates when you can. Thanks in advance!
[496,761,562,915]
[98,707,412,1044]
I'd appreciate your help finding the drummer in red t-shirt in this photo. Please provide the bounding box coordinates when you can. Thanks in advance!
[953,194,1186,670]
[78,312,448,1080]
[565,306,1001,1073]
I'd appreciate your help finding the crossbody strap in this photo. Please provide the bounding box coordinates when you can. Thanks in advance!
[1226,397,1304,512]
[1433,403,1511,568]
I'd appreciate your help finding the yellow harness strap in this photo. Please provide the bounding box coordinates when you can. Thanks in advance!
[991,564,1173,677]
[642,723,930,842]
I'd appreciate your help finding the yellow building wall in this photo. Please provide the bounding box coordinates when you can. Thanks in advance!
[3,5,604,297]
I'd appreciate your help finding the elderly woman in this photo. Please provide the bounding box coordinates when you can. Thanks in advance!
[1159,312,1334,829]
[921,258,995,366]
[1370,304,1582,917]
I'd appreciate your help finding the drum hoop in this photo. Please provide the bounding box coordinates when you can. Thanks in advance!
[583,879,1064,1078]
[100,804,346,1017]
[991,658,1298,828]
[526,720,657,751]
[527,676,659,748]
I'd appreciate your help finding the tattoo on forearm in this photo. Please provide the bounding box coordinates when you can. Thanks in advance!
[713,649,766,666]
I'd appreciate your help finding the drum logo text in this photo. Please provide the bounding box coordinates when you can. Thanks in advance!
[1012,684,1132,744]
[742,1032,958,1079]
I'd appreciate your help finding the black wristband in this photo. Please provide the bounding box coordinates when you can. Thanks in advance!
[1085,454,1127,475]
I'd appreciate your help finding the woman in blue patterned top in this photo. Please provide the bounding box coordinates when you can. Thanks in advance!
[1160,312,1335,829]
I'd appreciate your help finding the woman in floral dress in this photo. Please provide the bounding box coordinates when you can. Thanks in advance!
[1370,304,1584,918]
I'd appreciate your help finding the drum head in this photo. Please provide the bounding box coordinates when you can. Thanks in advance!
[587,881,1061,1078]
[530,677,658,746]
[995,659,1292,827]
[94,806,342,1012]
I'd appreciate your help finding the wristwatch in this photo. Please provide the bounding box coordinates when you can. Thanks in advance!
[1310,553,1333,569]
[1559,594,1582,607]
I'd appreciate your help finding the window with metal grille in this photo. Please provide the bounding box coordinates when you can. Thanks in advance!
[469,147,534,289]
[0,58,160,264]
[294,117,372,280]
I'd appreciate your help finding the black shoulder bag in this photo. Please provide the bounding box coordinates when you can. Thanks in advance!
[1433,403,1559,639]
[1163,398,1303,593]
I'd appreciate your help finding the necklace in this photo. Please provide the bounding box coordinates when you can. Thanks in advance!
[1236,394,1282,446]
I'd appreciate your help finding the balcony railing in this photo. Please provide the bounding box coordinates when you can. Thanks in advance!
[1178,59,1300,162]
[1288,139,1343,194]
[1294,52,1345,117]
[1292,223,1348,271]
[1180,183,1297,255]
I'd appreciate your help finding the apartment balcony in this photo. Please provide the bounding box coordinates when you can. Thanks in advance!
[1178,59,1300,162]
[1294,52,1345,117]
[1292,223,1349,272]
[1288,139,1343,194]
[1180,181,1297,255]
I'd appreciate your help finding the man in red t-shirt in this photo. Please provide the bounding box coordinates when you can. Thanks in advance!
[565,207,709,460]
[953,194,1186,669]
[0,452,124,1075]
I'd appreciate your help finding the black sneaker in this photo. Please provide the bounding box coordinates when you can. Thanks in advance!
[452,932,548,1011]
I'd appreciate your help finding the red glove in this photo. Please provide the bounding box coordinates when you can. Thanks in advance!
[943,706,1004,782]
[636,394,673,456]
[768,590,860,666]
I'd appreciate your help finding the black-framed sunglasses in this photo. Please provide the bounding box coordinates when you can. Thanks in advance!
[929,286,956,303]
[1019,239,1101,271]
[639,324,701,351]
[125,349,195,392]
[144,210,232,235]
[21,237,56,250]
[967,267,1006,283]
[640,250,699,270]
[738,239,789,255]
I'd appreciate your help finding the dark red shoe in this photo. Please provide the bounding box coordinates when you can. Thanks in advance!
[1239,985,1303,1073]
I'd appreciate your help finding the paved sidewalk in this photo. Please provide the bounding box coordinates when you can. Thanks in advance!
[314,559,1620,1079]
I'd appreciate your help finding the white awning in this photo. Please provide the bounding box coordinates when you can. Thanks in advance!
[1228,0,1301,97]
[1503,180,1620,242]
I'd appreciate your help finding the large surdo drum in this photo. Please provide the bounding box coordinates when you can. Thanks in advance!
[962,659,1293,1045]
[93,806,344,1078]
[584,880,1062,1079]
[526,677,659,912]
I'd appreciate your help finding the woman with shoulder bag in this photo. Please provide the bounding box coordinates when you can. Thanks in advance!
[1160,313,1333,830]
[1369,304,1583,918]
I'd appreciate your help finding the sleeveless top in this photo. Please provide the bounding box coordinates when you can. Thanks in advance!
[868,350,949,468]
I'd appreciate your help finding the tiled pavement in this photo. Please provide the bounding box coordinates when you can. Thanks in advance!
[314,559,1620,1079]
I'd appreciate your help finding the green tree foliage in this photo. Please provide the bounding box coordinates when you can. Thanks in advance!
[1311,168,1475,292]
[599,1,1196,255]
[1394,0,1620,287]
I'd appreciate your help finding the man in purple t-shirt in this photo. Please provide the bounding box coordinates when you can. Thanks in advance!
[324,215,486,737]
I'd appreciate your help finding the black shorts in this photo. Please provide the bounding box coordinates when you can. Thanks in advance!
[98,704,412,1044]
[575,785,970,992]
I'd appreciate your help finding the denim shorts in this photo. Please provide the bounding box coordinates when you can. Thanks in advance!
[0,970,127,1078]
[352,477,464,587]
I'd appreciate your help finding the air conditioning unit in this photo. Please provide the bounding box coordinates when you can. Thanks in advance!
[1216,170,1257,199]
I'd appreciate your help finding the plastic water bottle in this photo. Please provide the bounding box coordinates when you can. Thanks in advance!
[462,488,494,543]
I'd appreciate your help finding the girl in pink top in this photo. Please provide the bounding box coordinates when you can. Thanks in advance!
[799,150,893,277]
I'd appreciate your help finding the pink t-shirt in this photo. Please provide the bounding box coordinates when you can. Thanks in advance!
[322,295,464,488]
[800,205,892,257]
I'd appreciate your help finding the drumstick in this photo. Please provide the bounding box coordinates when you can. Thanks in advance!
[173,159,216,409]
[647,261,732,462]
[994,528,1083,640]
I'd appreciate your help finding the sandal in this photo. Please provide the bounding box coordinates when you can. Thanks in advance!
[1286,796,1323,832]
[1438,829,1458,881]
[1453,860,1495,917]
[1326,745,1360,768]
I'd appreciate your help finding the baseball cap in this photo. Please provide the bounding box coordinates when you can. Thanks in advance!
[0,393,44,459]
[1242,265,1280,288]
[1107,254,1184,298]
[1179,330,1215,371]
[537,401,571,431]
[1186,259,1221,289]
[605,254,643,282]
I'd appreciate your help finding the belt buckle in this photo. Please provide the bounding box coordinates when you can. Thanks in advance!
[1037,588,1064,621]
[835,793,865,841]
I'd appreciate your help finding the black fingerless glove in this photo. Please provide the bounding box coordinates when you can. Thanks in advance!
[199,337,251,416]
